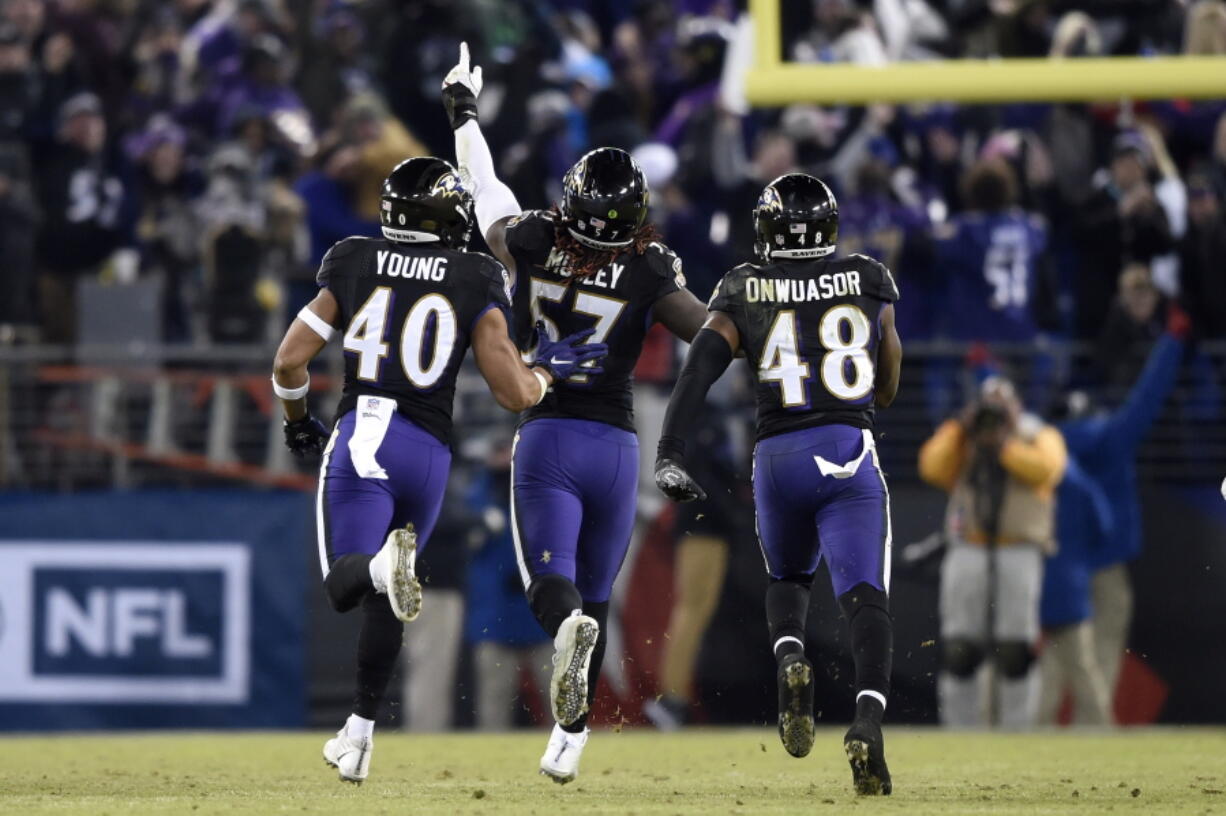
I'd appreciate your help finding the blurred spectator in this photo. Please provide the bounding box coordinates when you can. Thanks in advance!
[402,472,475,733]
[0,19,36,142]
[0,144,36,335]
[127,116,202,341]
[836,149,933,338]
[1179,172,1226,338]
[1184,0,1226,55]
[932,158,1050,342]
[463,442,552,731]
[1057,315,1188,714]
[1074,132,1174,338]
[36,92,127,343]
[294,138,378,269]
[792,0,889,65]
[1096,263,1165,389]
[297,5,375,130]
[338,95,428,222]
[920,377,1067,729]
[1037,456,1113,726]
[198,143,268,342]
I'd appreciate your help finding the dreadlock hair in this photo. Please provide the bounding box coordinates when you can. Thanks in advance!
[547,205,663,280]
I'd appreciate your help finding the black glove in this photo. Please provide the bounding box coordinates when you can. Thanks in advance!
[654,457,707,503]
[283,414,329,458]
[441,42,482,130]
[534,321,609,380]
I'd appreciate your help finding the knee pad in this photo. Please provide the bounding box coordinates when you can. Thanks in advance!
[838,582,890,622]
[943,638,984,678]
[995,641,1035,679]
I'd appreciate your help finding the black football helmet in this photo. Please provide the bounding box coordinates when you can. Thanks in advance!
[754,173,838,262]
[380,157,473,249]
[561,147,649,249]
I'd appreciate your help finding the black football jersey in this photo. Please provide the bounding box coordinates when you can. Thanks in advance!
[504,210,684,431]
[708,254,899,440]
[317,236,512,445]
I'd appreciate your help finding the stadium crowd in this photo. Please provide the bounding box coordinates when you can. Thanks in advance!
[1,0,1225,352]
[1,0,1224,730]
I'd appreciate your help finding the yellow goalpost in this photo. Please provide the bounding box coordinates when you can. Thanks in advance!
[744,0,1226,105]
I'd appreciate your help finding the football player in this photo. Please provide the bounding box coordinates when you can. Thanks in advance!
[655,174,902,796]
[271,156,608,785]
[442,44,709,783]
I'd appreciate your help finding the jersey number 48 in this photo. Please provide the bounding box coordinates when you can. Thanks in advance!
[760,304,875,406]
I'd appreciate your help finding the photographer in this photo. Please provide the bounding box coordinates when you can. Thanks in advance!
[919,377,1067,728]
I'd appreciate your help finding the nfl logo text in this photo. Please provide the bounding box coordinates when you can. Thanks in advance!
[0,543,250,704]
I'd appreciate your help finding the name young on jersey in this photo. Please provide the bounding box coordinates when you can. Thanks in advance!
[376,249,449,281]
[745,271,862,304]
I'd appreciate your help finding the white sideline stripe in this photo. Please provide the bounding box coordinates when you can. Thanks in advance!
[316,428,338,579]
[857,689,888,710]
[509,432,532,588]
[869,442,893,593]
[773,635,804,654]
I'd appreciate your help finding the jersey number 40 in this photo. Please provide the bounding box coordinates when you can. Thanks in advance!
[760,304,874,406]
[343,287,457,388]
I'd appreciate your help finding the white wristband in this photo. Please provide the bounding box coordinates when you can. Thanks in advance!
[532,369,550,405]
[272,375,310,401]
[297,306,336,342]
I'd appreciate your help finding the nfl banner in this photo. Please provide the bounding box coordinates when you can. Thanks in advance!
[0,491,310,730]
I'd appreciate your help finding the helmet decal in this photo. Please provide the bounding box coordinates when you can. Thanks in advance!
[758,185,783,213]
[430,171,466,199]
[607,209,618,218]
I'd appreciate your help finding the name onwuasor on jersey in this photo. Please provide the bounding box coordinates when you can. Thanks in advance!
[745,271,863,304]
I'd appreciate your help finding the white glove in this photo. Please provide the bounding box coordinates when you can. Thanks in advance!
[442,41,483,98]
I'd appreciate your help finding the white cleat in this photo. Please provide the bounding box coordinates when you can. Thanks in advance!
[323,729,373,785]
[550,613,599,726]
[370,523,422,622]
[539,723,589,785]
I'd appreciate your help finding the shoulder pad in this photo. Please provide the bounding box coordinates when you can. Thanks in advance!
[504,209,556,250]
[643,241,685,285]
[708,265,752,309]
[465,251,513,305]
[317,237,368,286]
[847,253,899,302]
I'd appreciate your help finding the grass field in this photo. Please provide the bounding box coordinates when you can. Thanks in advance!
[1,728,1223,815]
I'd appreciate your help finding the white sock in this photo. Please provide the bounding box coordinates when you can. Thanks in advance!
[368,553,385,593]
[998,671,1039,730]
[938,672,982,728]
[346,713,375,740]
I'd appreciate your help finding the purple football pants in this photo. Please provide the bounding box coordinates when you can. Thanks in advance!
[511,418,639,603]
[316,405,451,577]
[753,424,892,597]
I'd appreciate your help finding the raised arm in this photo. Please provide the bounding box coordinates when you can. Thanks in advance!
[654,312,741,502]
[443,43,522,281]
[472,310,609,412]
[272,288,341,456]
[875,303,902,408]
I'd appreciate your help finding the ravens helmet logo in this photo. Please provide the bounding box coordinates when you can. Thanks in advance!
[758,184,783,213]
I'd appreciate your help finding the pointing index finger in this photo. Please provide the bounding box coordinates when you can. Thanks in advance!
[459,41,469,72]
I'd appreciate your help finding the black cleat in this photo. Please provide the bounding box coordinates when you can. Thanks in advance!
[776,654,816,758]
[844,718,892,796]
